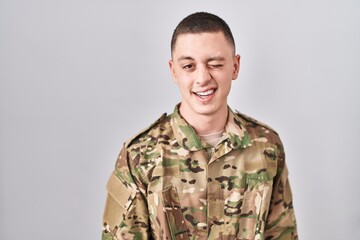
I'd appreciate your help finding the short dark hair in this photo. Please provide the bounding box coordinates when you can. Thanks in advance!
[171,12,236,56]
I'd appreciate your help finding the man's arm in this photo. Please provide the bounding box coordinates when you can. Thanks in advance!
[264,162,298,240]
[102,146,150,240]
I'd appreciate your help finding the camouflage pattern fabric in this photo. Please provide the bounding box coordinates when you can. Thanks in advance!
[102,105,298,239]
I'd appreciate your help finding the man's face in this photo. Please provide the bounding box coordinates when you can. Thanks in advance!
[169,31,240,119]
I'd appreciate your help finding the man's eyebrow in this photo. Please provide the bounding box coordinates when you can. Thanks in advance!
[177,56,226,61]
[207,56,226,62]
[177,56,194,61]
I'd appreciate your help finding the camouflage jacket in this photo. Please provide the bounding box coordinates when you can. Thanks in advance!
[102,105,298,240]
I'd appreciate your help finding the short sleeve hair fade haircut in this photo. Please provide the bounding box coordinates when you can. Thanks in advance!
[171,12,236,57]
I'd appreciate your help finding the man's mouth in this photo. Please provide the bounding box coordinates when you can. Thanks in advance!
[193,89,216,98]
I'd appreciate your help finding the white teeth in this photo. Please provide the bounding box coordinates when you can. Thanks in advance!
[196,89,214,96]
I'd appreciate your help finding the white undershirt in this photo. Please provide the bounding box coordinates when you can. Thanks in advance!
[198,130,224,147]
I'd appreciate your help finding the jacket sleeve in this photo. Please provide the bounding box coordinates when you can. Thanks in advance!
[102,145,150,240]
[264,155,298,240]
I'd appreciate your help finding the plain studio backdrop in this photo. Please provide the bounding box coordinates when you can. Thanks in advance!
[0,1,359,239]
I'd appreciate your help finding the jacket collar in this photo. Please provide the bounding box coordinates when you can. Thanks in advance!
[170,104,252,152]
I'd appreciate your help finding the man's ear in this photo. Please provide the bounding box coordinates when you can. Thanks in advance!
[232,54,241,80]
[168,59,177,83]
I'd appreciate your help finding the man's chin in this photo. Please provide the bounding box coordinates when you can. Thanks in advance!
[191,104,219,116]
[180,100,224,117]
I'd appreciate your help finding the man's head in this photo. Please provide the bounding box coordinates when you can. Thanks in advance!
[171,12,236,57]
[169,12,240,128]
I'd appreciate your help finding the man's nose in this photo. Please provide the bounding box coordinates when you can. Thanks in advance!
[195,66,211,85]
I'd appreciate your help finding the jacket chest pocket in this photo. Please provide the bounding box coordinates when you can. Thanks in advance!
[148,162,190,240]
[162,185,190,240]
[237,173,273,240]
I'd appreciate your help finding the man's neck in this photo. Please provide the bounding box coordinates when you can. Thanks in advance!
[179,104,228,135]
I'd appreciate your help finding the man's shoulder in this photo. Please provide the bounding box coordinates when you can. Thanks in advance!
[234,110,279,137]
[124,112,171,149]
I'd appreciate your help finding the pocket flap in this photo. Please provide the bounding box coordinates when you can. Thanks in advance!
[246,171,272,190]
[152,164,180,177]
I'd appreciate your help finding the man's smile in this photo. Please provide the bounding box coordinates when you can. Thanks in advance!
[193,88,217,99]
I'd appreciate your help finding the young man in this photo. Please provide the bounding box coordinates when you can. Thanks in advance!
[102,12,298,240]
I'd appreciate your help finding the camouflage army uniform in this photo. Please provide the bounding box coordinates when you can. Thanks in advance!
[102,105,298,240]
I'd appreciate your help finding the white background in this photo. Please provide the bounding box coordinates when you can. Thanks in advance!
[1,1,359,239]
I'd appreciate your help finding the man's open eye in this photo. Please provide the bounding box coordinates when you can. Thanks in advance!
[183,64,194,69]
